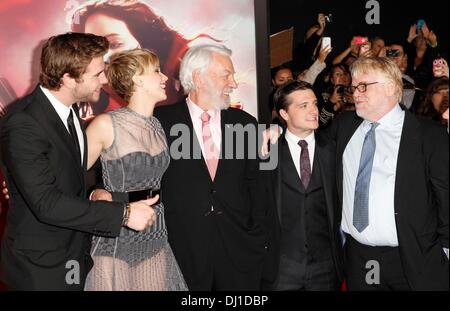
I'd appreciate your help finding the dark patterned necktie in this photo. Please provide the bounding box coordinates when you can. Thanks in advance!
[298,140,311,189]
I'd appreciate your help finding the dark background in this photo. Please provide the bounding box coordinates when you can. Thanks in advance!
[269,0,449,67]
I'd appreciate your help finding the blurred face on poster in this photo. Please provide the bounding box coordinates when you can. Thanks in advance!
[70,0,195,110]
[84,13,140,58]
[0,0,259,119]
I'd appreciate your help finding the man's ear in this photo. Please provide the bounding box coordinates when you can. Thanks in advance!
[279,108,289,123]
[385,80,397,98]
[61,73,77,89]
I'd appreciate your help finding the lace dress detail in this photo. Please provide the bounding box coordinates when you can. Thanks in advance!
[84,107,187,291]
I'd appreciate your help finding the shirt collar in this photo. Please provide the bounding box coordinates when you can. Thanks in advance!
[40,85,72,122]
[285,128,315,147]
[402,74,415,84]
[362,104,404,130]
[186,95,220,121]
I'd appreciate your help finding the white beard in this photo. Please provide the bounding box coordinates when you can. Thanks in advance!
[204,78,231,111]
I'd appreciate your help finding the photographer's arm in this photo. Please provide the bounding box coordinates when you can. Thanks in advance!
[332,46,352,65]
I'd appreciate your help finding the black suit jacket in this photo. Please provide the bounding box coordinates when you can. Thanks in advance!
[154,100,267,290]
[262,133,344,287]
[328,109,449,290]
[0,86,124,290]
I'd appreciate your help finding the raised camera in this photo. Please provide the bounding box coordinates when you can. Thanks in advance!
[386,49,400,58]
[335,84,346,95]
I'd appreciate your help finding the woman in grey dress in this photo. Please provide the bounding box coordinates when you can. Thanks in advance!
[84,48,187,290]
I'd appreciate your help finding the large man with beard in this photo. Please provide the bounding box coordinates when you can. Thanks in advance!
[154,44,267,290]
[0,33,155,290]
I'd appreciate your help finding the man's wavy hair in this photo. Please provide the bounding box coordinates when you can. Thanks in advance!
[39,32,108,90]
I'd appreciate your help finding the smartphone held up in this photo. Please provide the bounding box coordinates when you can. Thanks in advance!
[354,37,368,45]
[322,37,331,49]
[417,19,425,32]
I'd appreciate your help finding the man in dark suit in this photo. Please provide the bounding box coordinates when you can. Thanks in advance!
[329,57,448,290]
[262,80,343,290]
[0,33,156,290]
[154,44,267,290]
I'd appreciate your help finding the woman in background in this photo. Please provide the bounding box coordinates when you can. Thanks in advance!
[417,77,449,125]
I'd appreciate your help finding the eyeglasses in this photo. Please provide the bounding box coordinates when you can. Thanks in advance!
[348,82,379,94]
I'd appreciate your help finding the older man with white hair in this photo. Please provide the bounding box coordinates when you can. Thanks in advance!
[154,44,268,291]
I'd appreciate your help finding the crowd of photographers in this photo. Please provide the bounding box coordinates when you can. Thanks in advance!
[269,13,449,130]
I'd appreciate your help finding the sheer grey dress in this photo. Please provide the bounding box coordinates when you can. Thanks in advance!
[84,107,187,291]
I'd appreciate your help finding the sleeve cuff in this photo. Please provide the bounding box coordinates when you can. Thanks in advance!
[88,189,97,201]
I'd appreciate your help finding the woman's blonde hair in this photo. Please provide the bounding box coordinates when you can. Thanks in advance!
[107,48,159,102]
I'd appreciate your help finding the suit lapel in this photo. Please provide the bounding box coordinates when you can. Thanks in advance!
[273,142,283,226]
[316,135,335,231]
[215,109,228,182]
[72,104,87,165]
[394,112,419,217]
[31,87,84,182]
[179,102,212,182]
[337,114,363,203]
[280,137,304,194]
[275,136,306,225]
[80,118,88,191]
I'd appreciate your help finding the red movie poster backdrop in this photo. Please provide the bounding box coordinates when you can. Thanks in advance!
[0,0,259,118]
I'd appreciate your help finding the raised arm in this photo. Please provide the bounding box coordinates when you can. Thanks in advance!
[332,37,358,65]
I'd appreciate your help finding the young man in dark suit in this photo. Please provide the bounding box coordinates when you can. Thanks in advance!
[0,33,156,290]
[263,80,343,290]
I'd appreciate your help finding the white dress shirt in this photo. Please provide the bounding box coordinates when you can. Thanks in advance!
[285,129,315,180]
[186,96,222,159]
[342,104,405,247]
[40,86,84,165]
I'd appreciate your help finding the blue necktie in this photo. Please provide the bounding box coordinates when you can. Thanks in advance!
[353,122,379,233]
